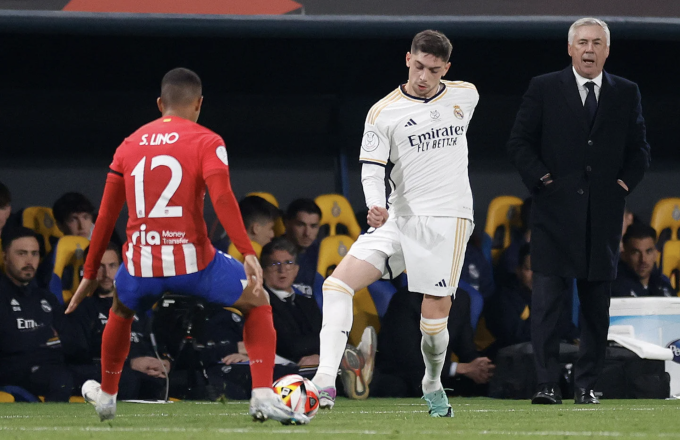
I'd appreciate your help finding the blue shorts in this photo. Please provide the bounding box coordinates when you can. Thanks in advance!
[114,251,247,312]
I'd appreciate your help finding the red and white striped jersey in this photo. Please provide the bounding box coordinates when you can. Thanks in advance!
[109,116,229,277]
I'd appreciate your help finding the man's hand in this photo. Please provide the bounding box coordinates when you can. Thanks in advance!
[130,356,170,378]
[222,353,249,365]
[65,278,98,314]
[367,206,389,228]
[243,254,264,294]
[458,357,495,384]
[297,354,320,367]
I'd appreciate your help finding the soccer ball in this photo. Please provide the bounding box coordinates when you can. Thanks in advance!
[273,374,320,418]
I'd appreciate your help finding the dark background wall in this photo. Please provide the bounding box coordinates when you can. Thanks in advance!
[1,18,678,230]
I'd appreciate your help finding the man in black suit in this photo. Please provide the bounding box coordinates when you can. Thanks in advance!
[507,17,650,405]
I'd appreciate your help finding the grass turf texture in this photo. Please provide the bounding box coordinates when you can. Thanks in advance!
[1,397,680,439]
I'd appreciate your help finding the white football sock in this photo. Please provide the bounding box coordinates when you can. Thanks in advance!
[314,276,354,389]
[420,315,449,395]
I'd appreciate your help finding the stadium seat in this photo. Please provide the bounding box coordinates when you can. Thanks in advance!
[662,240,680,293]
[22,206,63,255]
[484,196,523,263]
[316,234,356,278]
[0,391,14,403]
[651,198,680,241]
[48,236,89,304]
[350,287,381,346]
[314,194,362,240]
[227,240,263,263]
[246,191,286,237]
[0,386,39,402]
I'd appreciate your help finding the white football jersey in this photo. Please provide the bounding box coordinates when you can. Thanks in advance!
[359,81,478,219]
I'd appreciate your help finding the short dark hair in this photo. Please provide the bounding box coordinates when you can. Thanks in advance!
[518,243,531,268]
[1,226,40,253]
[285,198,322,221]
[52,192,95,225]
[161,68,202,107]
[260,237,298,267]
[411,30,453,62]
[239,196,281,230]
[623,222,657,246]
[0,181,10,209]
[106,241,122,264]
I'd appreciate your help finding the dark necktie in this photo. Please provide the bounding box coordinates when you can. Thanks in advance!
[584,81,598,126]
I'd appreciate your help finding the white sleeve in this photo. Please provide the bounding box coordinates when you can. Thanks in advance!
[361,163,386,209]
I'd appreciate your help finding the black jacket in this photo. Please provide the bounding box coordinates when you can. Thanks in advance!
[611,261,674,298]
[507,67,650,280]
[266,285,321,363]
[0,274,71,376]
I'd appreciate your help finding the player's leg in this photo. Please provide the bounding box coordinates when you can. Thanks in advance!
[314,219,401,408]
[401,216,472,417]
[83,265,160,422]
[200,252,307,424]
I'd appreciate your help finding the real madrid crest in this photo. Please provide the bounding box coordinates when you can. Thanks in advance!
[453,105,464,120]
[41,299,52,313]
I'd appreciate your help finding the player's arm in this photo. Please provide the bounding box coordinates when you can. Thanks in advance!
[66,171,126,314]
[359,118,390,228]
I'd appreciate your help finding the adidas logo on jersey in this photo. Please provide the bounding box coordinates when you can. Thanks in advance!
[404,119,418,127]
[435,279,447,287]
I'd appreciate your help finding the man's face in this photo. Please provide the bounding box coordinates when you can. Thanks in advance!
[622,237,657,280]
[517,256,533,291]
[62,212,94,238]
[286,212,320,249]
[405,51,451,98]
[568,25,609,79]
[4,237,40,285]
[263,250,300,291]
[250,220,276,247]
[96,249,120,296]
[0,205,11,233]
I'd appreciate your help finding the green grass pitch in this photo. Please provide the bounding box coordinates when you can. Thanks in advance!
[1,397,680,439]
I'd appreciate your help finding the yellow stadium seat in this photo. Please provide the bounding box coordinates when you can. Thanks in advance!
[69,396,85,403]
[484,196,523,263]
[51,236,89,304]
[316,235,355,278]
[247,192,286,237]
[227,240,262,263]
[662,241,680,293]
[0,391,15,403]
[314,194,362,241]
[651,198,680,241]
[22,206,63,255]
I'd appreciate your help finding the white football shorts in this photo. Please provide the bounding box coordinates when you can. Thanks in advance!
[347,215,473,297]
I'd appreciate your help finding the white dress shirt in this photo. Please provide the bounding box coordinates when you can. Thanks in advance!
[573,66,603,104]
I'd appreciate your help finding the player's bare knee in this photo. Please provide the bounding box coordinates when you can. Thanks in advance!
[422,294,451,319]
[233,284,269,315]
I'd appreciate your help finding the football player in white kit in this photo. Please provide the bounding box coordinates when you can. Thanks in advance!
[312,30,479,417]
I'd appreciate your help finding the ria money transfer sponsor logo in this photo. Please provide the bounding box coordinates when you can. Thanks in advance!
[407,125,465,153]
[132,224,189,245]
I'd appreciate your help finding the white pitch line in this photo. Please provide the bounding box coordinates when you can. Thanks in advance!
[2,426,680,438]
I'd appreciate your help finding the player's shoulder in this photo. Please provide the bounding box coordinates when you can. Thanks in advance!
[366,87,403,125]
[442,80,478,94]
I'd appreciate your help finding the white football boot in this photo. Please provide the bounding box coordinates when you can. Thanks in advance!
[82,380,117,422]
[249,387,310,425]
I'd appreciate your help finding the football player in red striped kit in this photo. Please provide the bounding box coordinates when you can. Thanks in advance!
[67,68,309,425]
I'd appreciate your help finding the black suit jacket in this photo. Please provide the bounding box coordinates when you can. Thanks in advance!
[507,66,650,280]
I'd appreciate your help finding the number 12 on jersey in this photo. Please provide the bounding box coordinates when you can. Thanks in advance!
[131,155,184,219]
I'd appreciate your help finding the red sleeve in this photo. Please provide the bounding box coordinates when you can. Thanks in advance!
[205,172,255,257]
[201,136,230,180]
[83,172,126,279]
